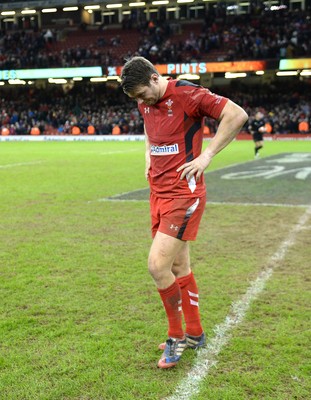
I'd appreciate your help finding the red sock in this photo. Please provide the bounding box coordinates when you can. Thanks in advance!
[158,281,184,339]
[177,271,203,337]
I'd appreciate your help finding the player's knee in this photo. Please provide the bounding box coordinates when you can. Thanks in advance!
[148,255,160,279]
[148,254,167,281]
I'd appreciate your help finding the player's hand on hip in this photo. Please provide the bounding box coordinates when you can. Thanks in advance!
[145,156,150,180]
[145,165,150,180]
[177,153,212,181]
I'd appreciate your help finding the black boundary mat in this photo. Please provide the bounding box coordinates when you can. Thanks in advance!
[106,153,311,206]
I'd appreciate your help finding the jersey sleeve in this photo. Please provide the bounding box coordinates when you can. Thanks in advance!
[181,85,228,120]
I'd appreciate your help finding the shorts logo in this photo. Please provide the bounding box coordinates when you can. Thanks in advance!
[170,224,179,231]
[150,143,179,156]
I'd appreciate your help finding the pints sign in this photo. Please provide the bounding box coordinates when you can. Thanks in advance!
[109,61,267,76]
[156,61,267,74]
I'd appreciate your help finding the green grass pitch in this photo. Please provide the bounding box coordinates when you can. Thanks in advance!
[0,140,310,399]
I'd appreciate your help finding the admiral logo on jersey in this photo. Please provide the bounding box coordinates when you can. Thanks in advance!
[150,144,179,156]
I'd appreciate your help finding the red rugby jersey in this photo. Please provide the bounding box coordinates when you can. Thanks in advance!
[138,79,228,198]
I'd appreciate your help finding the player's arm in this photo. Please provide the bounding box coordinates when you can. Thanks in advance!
[144,125,151,180]
[248,122,254,134]
[177,100,248,181]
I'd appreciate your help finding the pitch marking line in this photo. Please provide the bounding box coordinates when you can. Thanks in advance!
[88,187,148,204]
[100,149,140,155]
[92,153,311,207]
[166,206,311,400]
[96,197,310,208]
[91,161,255,204]
[69,149,140,155]
[0,161,43,169]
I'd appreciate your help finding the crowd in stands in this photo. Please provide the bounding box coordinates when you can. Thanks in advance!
[210,81,311,135]
[0,79,310,136]
[0,29,108,69]
[135,8,310,64]
[0,83,144,136]
[0,6,310,136]
[0,8,310,69]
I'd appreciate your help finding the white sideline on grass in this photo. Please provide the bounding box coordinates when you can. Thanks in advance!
[165,206,311,400]
[0,161,42,169]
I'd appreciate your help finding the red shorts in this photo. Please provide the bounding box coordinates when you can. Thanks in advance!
[150,193,206,241]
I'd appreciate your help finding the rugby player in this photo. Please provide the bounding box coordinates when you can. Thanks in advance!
[121,56,248,369]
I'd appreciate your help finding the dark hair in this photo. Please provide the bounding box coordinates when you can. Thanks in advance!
[120,56,159,94]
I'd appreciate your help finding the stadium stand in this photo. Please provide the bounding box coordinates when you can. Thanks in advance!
[0,77,309,136]
[0,9,310,68]
[0,6,310,135]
